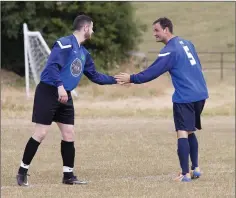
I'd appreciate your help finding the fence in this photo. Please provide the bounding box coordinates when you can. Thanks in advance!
[132,51,235,80]
[197,52,235,80]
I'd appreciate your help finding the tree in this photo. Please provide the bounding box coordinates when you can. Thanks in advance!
[1,2,147,75]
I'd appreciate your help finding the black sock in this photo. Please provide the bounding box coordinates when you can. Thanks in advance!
[177,138,190,175]
[61,140,75,178]
[188,133,199,170]
[18,137,40,174]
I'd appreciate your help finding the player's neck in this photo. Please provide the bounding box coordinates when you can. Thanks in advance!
[73,32,85,46]
[164,34,175,45]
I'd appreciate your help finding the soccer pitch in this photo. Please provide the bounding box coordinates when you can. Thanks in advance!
[1,116,234,197]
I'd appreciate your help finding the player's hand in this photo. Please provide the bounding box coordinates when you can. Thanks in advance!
[58,85,68,104]
[114,73,131,84]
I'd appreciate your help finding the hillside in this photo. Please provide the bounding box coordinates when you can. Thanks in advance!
[132,2,235,64]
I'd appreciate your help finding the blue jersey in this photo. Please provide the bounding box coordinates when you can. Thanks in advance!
[40,34,116,91]
[130,36,209,103]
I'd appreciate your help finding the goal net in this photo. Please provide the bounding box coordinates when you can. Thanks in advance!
[23,23,78,97]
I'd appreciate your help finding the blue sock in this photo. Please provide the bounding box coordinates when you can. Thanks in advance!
[188,133,198,170]
[177,138,190,175]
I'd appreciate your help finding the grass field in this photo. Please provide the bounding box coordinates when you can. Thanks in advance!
[1,76,235,196]
[1,68,235,198]
[1,117,235,198]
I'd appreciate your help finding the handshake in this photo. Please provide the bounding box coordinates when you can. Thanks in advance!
[114,73,131,85]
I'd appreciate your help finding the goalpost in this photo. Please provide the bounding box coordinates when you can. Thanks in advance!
[23,23,78,98]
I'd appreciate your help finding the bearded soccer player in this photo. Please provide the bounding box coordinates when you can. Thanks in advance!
[115,17,209,182]
[17,15,117,186]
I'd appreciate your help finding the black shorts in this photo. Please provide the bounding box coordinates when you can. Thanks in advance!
[32,82,74,125]
[173,100,205,132]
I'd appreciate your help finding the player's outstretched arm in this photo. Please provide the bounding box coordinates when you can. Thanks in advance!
[83,53,117,85]
[115,52,175,84]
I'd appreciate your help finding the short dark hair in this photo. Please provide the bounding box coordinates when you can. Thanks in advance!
[73,15,92,31]
[153,17,173,33]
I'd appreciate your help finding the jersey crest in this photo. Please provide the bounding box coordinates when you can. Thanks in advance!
[70,58,82,77]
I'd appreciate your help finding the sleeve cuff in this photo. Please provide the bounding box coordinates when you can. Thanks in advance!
[56,81,63,87]
[130,74,135,83]
[112,77,117,84]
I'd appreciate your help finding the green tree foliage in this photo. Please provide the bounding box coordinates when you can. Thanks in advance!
[1,2,147,75]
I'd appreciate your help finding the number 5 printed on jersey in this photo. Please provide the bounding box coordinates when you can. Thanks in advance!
[179,41,196,66]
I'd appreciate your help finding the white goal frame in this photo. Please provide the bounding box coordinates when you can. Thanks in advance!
[23,23,78,98]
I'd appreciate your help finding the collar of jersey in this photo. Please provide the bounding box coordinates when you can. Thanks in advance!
[71,34,81,48]
[166,36,178,45]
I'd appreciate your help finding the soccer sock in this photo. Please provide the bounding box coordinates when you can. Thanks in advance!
[61,140,75,179]
[188,133,199,170]
[18,137,40,175]
[177,138,190,175]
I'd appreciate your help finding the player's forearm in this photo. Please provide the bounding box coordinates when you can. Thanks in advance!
[95,75,117,85]
[84,71,117,85]
[130,70,161,84]
[130,59,171,84]
[90,75,117,85]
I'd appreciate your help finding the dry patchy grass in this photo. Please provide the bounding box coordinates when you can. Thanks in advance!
[1,117,235,198]
[1,72,234,119]
[1,70,235,198]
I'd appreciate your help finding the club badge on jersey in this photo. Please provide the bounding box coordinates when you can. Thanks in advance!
[70,58,83,77]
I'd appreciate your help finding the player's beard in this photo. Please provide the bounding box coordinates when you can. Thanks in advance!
[85,31,91,40]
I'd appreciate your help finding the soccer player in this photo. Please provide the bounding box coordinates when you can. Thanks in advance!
[115,17,209,182]
[16,15,117,186]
